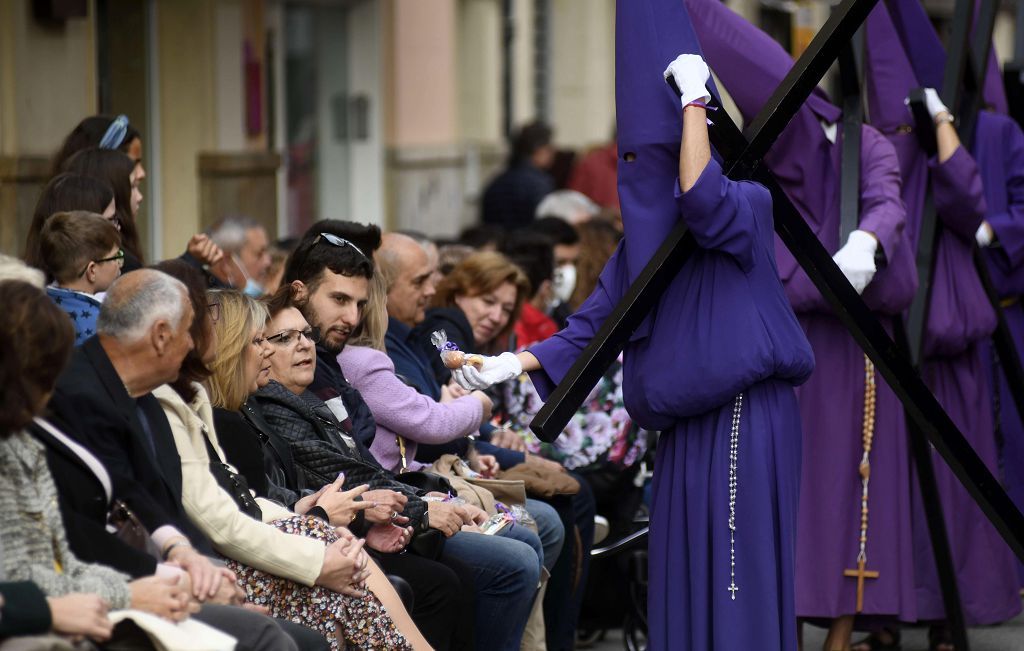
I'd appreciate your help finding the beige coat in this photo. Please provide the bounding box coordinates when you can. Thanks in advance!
[153,383,324,586]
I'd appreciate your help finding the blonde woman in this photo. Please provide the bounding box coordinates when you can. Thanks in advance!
[148,266,430,651]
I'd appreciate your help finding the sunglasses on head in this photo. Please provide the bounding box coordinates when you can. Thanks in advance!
[314,232,366,258]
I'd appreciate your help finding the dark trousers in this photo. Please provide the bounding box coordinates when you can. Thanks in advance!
[194,604,330,651]
[543,476,596,651]
[373,551,474,651]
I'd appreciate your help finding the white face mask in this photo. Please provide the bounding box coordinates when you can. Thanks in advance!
[551,263,577,304]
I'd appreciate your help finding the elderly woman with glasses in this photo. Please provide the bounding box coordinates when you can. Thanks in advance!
[207,290,475,651]
[146,264,429,651]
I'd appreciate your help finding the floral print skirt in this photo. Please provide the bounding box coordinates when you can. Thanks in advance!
[225,515,411,651]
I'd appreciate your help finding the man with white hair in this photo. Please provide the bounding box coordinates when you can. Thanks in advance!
[47,269,327,651]
[207,216,272,295]
[0,254,45,287]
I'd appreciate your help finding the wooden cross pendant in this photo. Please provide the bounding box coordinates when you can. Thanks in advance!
[843,558,879,613]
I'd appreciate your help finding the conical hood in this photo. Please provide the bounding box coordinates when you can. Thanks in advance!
[615,0,718,147]
[865,2,919,134]
[614,0,719,286]
[884,0,1007,114]
[684,0,838,125]
[883,0,945,91]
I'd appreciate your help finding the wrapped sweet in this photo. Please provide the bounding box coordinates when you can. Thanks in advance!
[430,329,484,369]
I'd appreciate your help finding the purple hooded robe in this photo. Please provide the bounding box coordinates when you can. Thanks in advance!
[526,0,814,647]
[685,0,919,623]
[892,0,1024,588]
[866,2,1021,625]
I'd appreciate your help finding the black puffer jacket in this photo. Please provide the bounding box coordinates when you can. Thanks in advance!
[252,380,429,528]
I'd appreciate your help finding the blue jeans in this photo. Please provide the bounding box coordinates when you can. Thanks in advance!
[442,530,541,651]
[525,497,565,572]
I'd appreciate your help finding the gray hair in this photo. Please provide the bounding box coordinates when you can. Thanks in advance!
[207,215,262,255]
[535,190,599,224]
[97,269,188,342]
[0,255,45,288]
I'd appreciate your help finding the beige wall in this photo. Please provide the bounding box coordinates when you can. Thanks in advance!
[0,0,97,256]
[387,0,458,147]
[457,0,503,144]
[0,0,97,157]
[155,0,218,258]
[549,0,615,149]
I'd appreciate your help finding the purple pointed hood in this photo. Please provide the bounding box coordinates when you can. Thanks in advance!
[983,44,1008,114]
[883,0,945,91]
[865,3,919,134]
[615,0,718,147]
[684,0,838,125]
[884,0,1007,114]
[614,0,718,286]
[686,0,841,283]
[865,2,931,245]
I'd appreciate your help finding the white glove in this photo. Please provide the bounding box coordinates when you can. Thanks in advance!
[976,221,995,248]
[451,352,523,391]
[832,230,878,294]
[920,88,950,121]
[663,54,711,108]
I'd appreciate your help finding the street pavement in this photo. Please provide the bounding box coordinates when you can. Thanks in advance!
[588,600,1024,650]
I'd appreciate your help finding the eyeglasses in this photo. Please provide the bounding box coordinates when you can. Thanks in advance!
[266,327,321,347]
[207,302,221,323]
[251,335,267,347]
[314,232,366,258]
[78,249,125,277]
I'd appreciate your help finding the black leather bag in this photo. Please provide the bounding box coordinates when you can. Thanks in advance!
[395,469,454,496]
[108,499,163,560]
[200,428,262,520]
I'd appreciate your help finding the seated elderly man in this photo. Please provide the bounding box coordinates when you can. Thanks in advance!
[207,216,273,296]
[46,269,330,651]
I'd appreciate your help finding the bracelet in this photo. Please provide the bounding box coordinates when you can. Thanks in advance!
[684,100,715,111]
[934,112,955,126]
[162,540,191,560]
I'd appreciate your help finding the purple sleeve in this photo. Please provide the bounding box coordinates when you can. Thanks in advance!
[858,127,906,258]
[674,158,758,272]
[929,146,988,240]
[528,248,625,400]
[347,349,484,443]
[988,121,1024,268]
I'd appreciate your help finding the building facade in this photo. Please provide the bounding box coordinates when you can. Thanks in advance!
[0,0,1015,260]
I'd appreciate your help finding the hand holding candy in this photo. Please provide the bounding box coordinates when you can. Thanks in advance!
[430,330,484,369]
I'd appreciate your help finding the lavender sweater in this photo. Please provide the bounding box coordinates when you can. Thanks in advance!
[337,345,485,473]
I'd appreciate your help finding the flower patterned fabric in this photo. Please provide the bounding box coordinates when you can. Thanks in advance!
[225,515,411,651]
[497,354,649,471]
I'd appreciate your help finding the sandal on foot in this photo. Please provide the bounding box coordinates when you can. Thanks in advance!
[928,625,955,651]
[851,628,901,651]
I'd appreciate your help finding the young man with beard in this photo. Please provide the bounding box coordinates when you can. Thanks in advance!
[279,220,548,651]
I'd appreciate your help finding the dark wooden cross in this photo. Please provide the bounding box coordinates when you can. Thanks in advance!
[843,557,880,613]
[529,0,1024,574]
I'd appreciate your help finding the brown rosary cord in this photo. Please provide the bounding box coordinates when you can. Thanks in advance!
[843,354,879,612]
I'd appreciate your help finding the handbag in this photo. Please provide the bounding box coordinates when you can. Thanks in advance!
[108,499,162,560]
[199,425,262,520]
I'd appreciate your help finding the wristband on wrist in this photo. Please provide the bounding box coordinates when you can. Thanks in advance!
[934,112,955,126]
[684,100,715,111]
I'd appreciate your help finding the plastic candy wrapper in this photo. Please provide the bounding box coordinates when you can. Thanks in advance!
[481,512,513,536]
[431,329,484,370]
[482,502,535,535]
